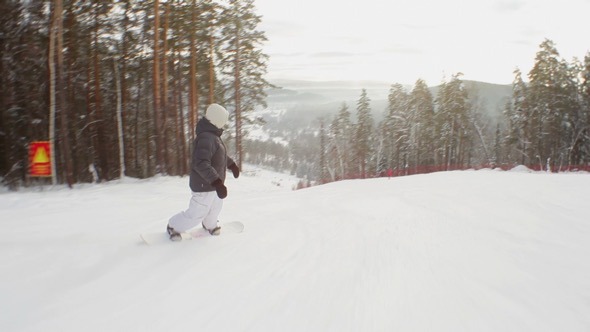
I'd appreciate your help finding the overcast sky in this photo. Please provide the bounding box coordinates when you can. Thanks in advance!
[255,0,590,85]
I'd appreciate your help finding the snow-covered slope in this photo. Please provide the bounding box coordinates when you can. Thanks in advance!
[1,167,589,331]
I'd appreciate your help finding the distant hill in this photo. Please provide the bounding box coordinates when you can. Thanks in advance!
[429,80,512,120]
[267,79,393,106]
[265,79,512,126]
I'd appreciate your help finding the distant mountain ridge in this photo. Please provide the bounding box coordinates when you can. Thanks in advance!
[265,78,512,124]
[248,79,513,171]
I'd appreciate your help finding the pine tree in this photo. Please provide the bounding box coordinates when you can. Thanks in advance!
[188,0,199,142]
[562,57,585,167]
[408,79,435,169]
[503,68,531,165]
[53,0,74,187]
[435,73,472,168]
[152,0,165,174]
[354,89,374,178]
[578,54,590,164]
[527,39,575,169]
[219,0,270,168]
[383,84,409,172]
[117,0,135,177]
[319,119,328,183]
[329,103,353,180]
[181,0,219,141]
[494,124,502,166]
[62,0,99,181]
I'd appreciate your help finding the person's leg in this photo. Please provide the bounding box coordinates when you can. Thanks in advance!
[201,194,223,232]
[168,192,215,232]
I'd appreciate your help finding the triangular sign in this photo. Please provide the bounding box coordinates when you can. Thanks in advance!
[33,146,50,163]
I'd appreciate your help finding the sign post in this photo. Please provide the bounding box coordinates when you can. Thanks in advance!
[29,141,52,177]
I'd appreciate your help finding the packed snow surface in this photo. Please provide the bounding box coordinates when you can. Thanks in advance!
[1,167,589,331]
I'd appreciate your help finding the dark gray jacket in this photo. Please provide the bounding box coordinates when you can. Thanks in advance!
[189,118,235,192]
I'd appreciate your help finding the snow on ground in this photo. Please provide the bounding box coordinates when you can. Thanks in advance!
[1,166,589,331]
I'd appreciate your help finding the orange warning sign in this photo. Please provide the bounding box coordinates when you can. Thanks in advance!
[29,141,52,177]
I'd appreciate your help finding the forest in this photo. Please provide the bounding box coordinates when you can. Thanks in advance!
[0,0,270,189]
[313,39,590,183]
[1,1,589,189]
[248,40,590,185]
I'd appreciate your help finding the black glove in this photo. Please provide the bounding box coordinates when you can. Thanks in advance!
[229,163,240,178]
[212,178,227,199]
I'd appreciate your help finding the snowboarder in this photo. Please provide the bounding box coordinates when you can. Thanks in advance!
[166,103,240,241]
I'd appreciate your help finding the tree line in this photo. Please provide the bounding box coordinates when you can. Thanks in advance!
[0,0,270,189]
[313,39,590,183]
[2,3,588,191]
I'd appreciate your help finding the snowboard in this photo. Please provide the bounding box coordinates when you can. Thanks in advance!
[140,221,244,245]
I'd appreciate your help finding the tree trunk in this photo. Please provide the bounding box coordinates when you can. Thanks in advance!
[48,0,58,185]
[188,0,198,142]
[91,6,108,181]
[153,0,164,173]
[175,48,188,175]
[234,32,242,168]
[55,0,74,187]
[209,35,215,104]
[121,0,131,177]
[114,59,125,179]
[162,1,170,174]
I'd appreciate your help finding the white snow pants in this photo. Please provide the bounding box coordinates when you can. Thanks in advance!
[168,191,223,232]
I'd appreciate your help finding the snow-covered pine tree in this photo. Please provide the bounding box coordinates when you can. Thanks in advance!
[527,39,575,170]
[561,56,585,168]
[434,73,472,169]
[408,79,435,169]
[329,103,353,180]
[578,54,590,164]
[218,0,271,168]
[503,68,530,165]
[319,119,328,183]
[354,89,374,178]
[383,84,409,173]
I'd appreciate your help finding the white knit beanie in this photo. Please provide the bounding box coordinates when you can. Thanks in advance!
[205,103,229,129]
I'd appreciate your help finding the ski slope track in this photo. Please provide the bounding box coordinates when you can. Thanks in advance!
[1,168,589,331]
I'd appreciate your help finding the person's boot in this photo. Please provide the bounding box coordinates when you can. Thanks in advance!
[202,223,221,236]
[167,224,182,241]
